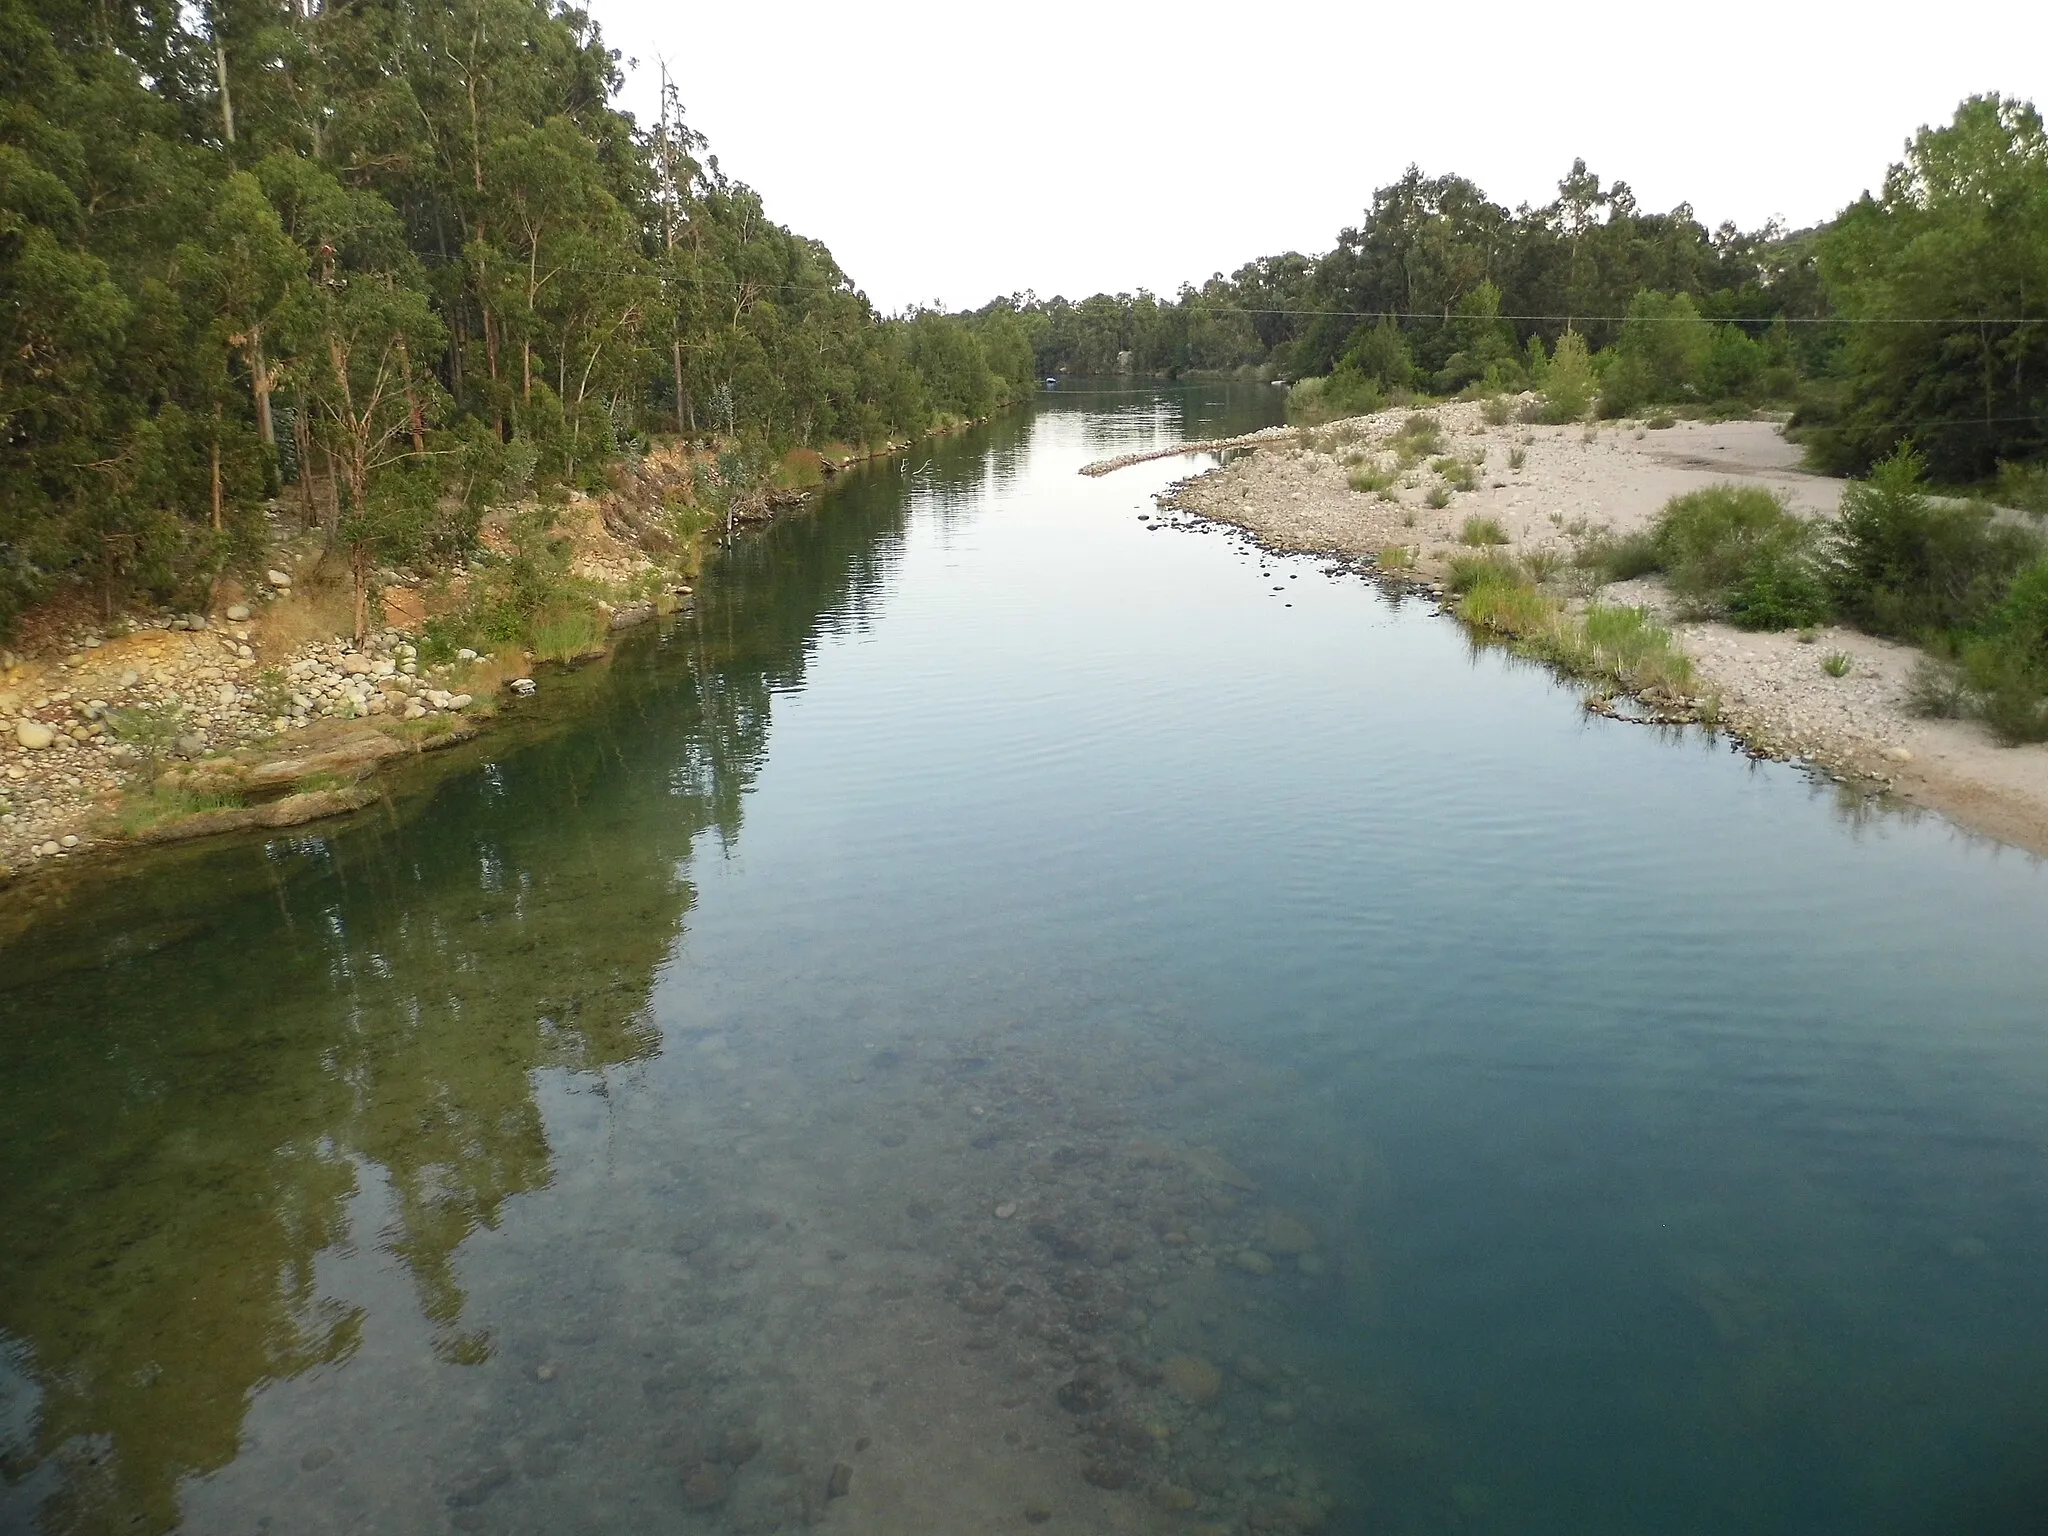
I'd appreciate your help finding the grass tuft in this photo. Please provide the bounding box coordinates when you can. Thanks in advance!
[1459,516,1509,547]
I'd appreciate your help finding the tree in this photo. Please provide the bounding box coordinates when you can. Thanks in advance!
[1814,95,2048,478]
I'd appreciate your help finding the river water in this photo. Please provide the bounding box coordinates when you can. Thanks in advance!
[4,382,2048,1536]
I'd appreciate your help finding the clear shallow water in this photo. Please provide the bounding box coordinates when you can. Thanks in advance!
[4,383,2048,1536]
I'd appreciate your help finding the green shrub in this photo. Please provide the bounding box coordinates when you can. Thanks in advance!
[1347,464,1395,495]
[1288,367,1384,425]
[1508,447,1527,471]
[527,601,607,662]
[1830,444,2042,637]
[1627,484,1828,628]
[1539,331,1596,423]
[1997,460,2048,517]
[1425,484,1453,509]
[1821,650,1853,678]
[1393,412,1444,459]
[1433,457,1477,492]
[1447,551,1521,593]
[1482,395,1514,426]
[1460,516,1509,546]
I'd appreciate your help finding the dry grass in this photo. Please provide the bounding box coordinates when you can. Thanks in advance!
[256,583,356,654]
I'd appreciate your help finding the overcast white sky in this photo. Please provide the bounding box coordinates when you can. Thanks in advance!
[586,0,2045,314]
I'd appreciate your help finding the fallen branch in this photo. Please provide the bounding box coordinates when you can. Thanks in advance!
[1078,427,1299,478]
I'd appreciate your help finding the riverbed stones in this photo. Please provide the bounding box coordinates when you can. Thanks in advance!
[1150,1482,1198,1512]
[266,569,292,588]
[1234,1248,1275,1276]
[225,603,251,621]
[825,1461,853,1499]
[1162,1354,1222,1406]
[681,1462,730,1509]
[15,720,53,749]
[1263,1212,1318,1255]
[721,1427,763,1466]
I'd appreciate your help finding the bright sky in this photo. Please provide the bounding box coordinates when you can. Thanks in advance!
[587,0,2047,314]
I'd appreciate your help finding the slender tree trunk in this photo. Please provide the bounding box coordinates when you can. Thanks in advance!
[215,41,236,145]
[673,332,686,435]
[247,326,274,446]
[398,336,425,454]
[210,406,224,531]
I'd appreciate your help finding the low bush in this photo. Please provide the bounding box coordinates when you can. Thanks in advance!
[1829,445,2041,638]
[1459,516,1509,546]
[1393,413,1443,460]
[1452,556,1693,695]
[527,600,607,662]
[1821,650,1853,678]
[1288,368,1385,425]
[1585,484,1829,629]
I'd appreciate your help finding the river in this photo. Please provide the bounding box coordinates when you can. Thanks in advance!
[4,382,2048,1535]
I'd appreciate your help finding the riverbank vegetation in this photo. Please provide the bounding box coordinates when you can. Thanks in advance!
[1581,450,2048,741]
[1002,96,2046,489]
[0,0,1034,641]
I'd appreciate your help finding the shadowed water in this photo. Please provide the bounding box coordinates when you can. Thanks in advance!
[4,382,2048,1535]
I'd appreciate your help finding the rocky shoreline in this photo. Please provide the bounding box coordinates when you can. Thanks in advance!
[1148,400,2048,859]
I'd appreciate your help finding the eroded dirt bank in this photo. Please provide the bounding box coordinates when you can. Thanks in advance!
[1152,401,2048,859]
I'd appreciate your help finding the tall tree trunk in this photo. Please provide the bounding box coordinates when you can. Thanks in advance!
[673,332,686,435]
[210,405,224,531]
[246,326,274,446]
[215,40,236,145]
[398,335,425,454]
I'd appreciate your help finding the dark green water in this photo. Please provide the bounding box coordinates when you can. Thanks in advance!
[5,382,2048,1536]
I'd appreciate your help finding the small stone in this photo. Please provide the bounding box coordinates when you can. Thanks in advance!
[225,603,252,621]
[681,1462,730,1510]
[722,1427,763,1466]
[1262,1400,1297,1424]
[1081,1460,1133,1490]
[960,1289,1006,1315]
[994,1201,1017,1219]
[59,834,77,849]
[826,1461,853,1499]
[534,1363,555,1382]
[1161,1355,1222,1406]
[267,569,292,587]
[448,693,473,710]
[299,1446,335,1472]
[1149,1482,1198,1512]
[1262,1213,1318,1255]
[1233,1249,1274,1276]
[1885,746,1913,763]
[1024,1506,1052,1525]
[15,720,53,750]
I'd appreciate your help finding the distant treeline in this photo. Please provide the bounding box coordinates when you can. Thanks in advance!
[987,97,2048,486]
[0,0,1033,632]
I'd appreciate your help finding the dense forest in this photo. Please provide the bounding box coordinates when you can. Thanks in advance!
[3,0,2043,646]
[0,0,1033,634]
[1001,96,2048,489]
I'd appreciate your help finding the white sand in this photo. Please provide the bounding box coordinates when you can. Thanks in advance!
[1161,401,2048,859]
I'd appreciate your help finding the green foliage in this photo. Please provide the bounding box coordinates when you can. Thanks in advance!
[1809,96,2048,479]
[1452,555,1694,695]
[1392,413,1444,459]
[1425,484,1452,509]
[1829,445,2042,636]
[1600,291,1710,416]
[1508,446,1527,470]
[1459,516,1508,546]
[1287,368,1383,424]
[1642,485,1829,627]
[1538,331,1596,423]
[104,700,188,785]
[526,601,606,662]
[1821,649,1854,677]
[1997,460,2048,516]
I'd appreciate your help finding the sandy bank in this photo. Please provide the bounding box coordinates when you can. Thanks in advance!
[1151,399,2048,859]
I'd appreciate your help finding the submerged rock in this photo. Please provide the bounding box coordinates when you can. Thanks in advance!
[681,1462,730,1509]
[1162,1354,1222,1406]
